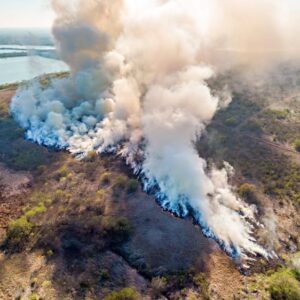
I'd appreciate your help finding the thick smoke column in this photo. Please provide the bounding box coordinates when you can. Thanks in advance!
[11,0,300,258]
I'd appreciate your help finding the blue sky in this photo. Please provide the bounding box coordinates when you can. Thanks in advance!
[0,0,54,28]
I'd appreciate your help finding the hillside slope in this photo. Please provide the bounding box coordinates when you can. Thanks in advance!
[0,71,299,300]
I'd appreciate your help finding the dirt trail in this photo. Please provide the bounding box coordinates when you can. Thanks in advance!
[207,250,244,300]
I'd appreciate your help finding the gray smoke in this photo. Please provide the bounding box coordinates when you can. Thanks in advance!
[11,0,300,258]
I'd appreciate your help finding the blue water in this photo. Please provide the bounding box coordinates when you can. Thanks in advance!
[0,55,69,85]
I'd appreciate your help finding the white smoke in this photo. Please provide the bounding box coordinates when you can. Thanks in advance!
[11,0,300,258]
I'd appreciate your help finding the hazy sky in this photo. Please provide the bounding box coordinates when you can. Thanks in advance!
[0,0,54,28]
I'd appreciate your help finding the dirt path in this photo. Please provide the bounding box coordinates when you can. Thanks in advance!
[207,250,244,300]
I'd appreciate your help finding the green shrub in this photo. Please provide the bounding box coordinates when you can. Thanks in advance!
[54,165,69,180]
[266,109,290,120]
[294,140,300,152]
[225,116,238,127]
[104,288,140,300]
[25,203,47,218]
[42,280,51,288]
[292,269,300,282]
[31,192,51,203]
[47,249,54,257]
[193,273,210,300]
[113,175,129,190]
[29,293,39,300]
[100,172,112,185]
[127,179,139,194]
[97,189,106,199]
[269,270,300,300]
[103,216,132,241]
[238,183,257,202]
[54,189,72,202]
[7,216,34,243]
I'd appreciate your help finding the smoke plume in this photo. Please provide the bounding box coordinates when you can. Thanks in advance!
[11,0,300,258]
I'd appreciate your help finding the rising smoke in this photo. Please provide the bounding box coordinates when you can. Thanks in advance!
[11,0,300,258]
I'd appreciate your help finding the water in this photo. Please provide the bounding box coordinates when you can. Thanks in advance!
[0,25,68,84]
[0,55,69,85]
[0,49,26,54]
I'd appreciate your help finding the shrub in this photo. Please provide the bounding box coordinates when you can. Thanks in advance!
[127,179,139,194]
[54,189,72,202]
[266,109,290,120]
[165,270,193,290]
[225,116,238,127]
[42,280,51,288]
[97,189,106,199]
[238,183,257,203]
[54,165,69,180]
[36,165,47,175]
[113,175,129,190]
[29,293,39,300]
[292,268,300,282]
[294,140,300,152]
[84,151,98,162]
[7,216,34,243]
[269,270,300,300]
[104,288,141,300]
[241,120,262,134]
[25,203,47,218]
[193,273,210,300]
[103,216,132,241]
[151,277,167,297]
[31,192,52,204]
[100,172,112,185]
[47,249,54,257]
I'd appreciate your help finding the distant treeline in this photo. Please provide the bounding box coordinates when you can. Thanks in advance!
[0,28,54,46]
[0,52,27,59]
[0,50,59,60]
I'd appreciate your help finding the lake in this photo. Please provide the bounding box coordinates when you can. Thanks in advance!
[0,55,69,85]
